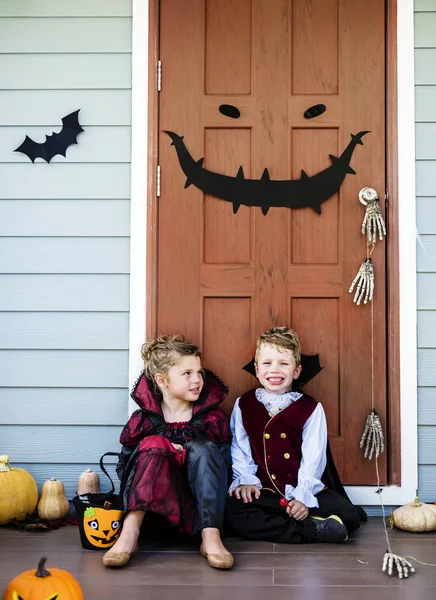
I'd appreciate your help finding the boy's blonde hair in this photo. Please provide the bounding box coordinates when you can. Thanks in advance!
[254,327,301,367]
[141,334,201,381]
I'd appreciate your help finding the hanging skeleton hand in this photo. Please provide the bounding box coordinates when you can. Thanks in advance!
[359,409,385,460]
[382,552,415,579]
[349,258,374,305]
[359,187,387,244]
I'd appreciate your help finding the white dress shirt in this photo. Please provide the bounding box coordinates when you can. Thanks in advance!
[229,388,327,508]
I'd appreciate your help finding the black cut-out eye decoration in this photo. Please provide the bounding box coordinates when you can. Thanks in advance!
[304,104,326,119]
[219,104,241,119]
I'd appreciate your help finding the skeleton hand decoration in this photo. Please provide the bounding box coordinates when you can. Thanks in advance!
[349,258,374,305]
[359,409,385,460]
[359,187,387,244]
[382,552,415,579]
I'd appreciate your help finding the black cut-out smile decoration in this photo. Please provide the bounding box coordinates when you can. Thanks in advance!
[165,130,369,215]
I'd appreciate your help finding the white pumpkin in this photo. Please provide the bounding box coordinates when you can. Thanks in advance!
[391,497,436,532]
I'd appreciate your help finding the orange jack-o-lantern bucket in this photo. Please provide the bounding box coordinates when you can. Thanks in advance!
[72,452,123,550]
[73,502,122,550]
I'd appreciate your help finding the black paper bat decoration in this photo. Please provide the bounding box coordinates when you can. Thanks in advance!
[165,129,369,215]
[14,110,84,163]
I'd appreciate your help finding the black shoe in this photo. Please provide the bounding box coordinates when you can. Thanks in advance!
[310,515,348,543]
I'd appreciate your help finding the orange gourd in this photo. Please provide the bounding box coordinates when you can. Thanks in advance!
[77,469,100,495]
[37,478,69,521]
[2,556,84,600]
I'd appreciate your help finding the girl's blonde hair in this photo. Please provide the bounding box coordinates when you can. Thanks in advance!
[254,327,301,367]
[141,334,201,381]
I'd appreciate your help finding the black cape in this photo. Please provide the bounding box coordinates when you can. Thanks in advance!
[242,355,367,521]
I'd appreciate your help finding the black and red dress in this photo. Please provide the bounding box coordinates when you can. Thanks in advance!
[116,370,231,535]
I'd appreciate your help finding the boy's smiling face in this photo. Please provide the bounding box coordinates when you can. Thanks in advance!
[255,343,302,396]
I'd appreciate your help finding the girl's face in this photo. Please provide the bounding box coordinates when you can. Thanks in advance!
[157,355,204,402]
[255,343,302,395]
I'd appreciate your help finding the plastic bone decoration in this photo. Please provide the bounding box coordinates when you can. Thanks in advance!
[359,187,387,244]
[348,258,374,304]
[382,552,415,579]
[359,409,385,460]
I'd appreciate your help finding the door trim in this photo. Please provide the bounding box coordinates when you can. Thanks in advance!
[129,0,418,504]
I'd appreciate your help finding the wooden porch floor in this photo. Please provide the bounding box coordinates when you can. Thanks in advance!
[1,518,436,599]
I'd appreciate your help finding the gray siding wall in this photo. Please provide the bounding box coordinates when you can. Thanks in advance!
[0,0,132,496]
[416,0,436,502]
[1,0,434,509]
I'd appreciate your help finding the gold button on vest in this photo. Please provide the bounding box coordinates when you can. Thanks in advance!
[271,474,276,480]
[264,433,270,439]
[284,453,290,459]
[280,433,287,439]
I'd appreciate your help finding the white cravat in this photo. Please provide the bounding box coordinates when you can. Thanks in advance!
[255,387,302,416]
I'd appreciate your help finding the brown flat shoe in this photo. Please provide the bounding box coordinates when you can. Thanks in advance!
[200,544,234,570]
[102,544,138,568]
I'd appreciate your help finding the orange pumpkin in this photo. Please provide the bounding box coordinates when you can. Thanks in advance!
[83,506,122,548]
[2,556,83,600]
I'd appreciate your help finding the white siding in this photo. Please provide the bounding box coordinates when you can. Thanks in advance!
[0,0,132,496]
[415,1,436,502]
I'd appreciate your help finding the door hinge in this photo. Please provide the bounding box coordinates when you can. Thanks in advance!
[385,190,389,204]
[156,165,161,197]
[157,60,162,92]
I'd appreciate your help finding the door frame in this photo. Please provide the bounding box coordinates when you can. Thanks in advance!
[128,0,417,505]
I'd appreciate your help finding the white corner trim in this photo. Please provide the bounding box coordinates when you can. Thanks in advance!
[129,0,419,504]
[393,0,418,502]
[128,0,149,414]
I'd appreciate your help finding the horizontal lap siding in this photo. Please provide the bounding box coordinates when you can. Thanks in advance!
[0,1,132,497]
[416,3,436,503]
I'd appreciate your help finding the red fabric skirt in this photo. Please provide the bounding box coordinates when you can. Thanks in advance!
[127,435,196,534]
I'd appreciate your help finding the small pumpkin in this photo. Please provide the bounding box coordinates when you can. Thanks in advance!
[0,455,38,525]
[390,496,436,532]
[77,468,100,496]
[2,556,83,600]
[37,478,69,521]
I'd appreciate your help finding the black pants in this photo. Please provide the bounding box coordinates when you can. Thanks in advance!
[185,439,231,533]
[225,488,361,544]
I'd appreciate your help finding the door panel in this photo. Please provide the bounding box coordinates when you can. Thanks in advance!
[158,0,387,484]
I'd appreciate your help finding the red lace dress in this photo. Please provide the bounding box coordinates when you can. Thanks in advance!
[126,422,197,532]
[120,370,231,534]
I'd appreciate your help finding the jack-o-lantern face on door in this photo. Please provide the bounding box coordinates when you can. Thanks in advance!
[83,506,122,548]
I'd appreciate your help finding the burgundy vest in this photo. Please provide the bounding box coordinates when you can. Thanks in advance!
[239,389,318,495]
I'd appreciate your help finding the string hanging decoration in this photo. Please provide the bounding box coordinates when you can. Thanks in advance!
[350,189,420,579]
[349,187,386,305]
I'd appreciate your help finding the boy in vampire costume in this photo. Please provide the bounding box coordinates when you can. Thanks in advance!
[225,327,366,544]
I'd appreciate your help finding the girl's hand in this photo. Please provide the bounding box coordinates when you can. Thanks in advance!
[171,443,184,454]
[286,499,309,520]
[229,485,261,503]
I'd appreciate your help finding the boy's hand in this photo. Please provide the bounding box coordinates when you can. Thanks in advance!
[171,443,184,454]
[229,485,261,503]
[286,499,309,520]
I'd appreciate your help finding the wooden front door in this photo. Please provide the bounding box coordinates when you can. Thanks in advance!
[155,0,387,485]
